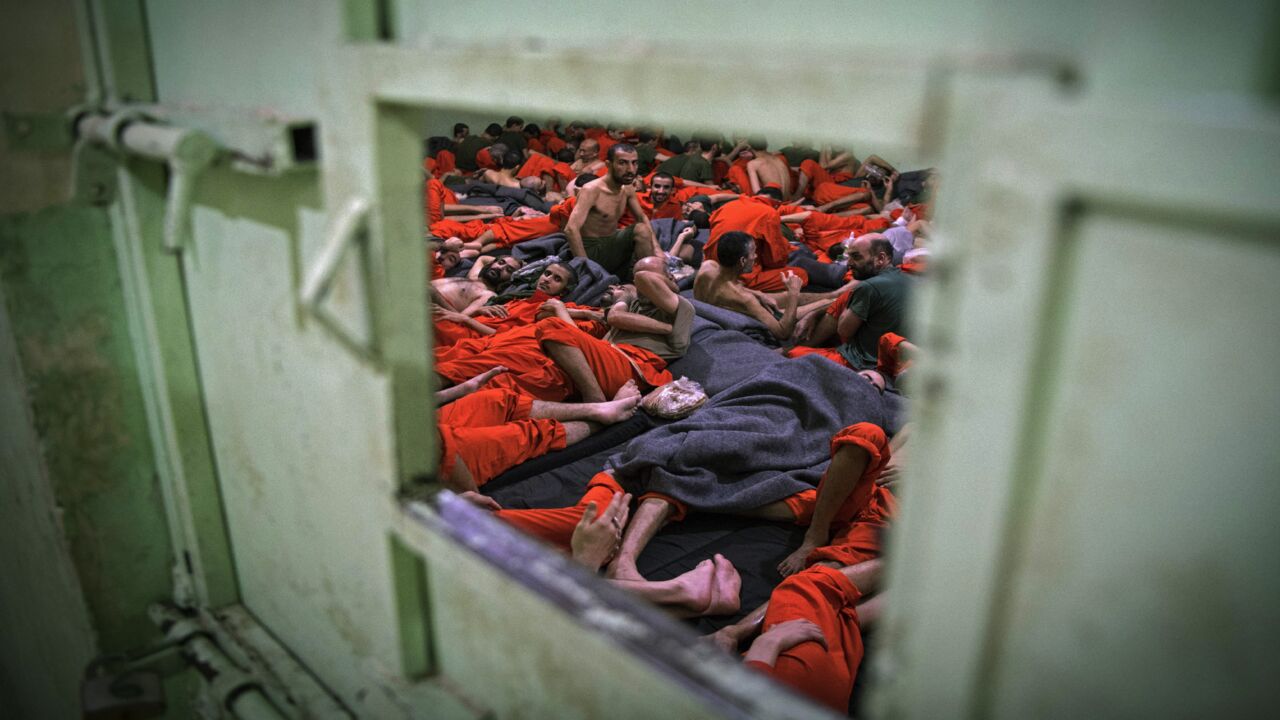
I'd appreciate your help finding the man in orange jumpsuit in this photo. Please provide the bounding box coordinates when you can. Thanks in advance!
[704,422,897,711]
[434,368,642,492]
[434,256,692,402]
[703,196,809,292]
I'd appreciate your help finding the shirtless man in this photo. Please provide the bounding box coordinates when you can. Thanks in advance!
[481,150,525,188]
[694,231,846,341]
[746,139,794,199]
[570,137,606,176]
[430,254,522,316]
[563,143,661,277]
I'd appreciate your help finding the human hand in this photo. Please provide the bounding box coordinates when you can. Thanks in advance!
[457,491,501,512]
[743,619,827,666]
[433,306,470,324]
[782,271,803,296]
[570,491,632,570]
[474,305,509,318]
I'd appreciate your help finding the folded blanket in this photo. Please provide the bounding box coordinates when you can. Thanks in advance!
[606,354,902,513]
[458,182,552,215]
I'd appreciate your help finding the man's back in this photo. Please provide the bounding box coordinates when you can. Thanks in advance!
[838,266,913,369]
[497,130,527,153]
[749,154,792,196]
[456,136,488,170]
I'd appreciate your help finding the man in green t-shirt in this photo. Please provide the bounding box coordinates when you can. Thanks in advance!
[656,136,718,185]
[835,234,913,369]
[497,115,527,154]
[457,123,500,171]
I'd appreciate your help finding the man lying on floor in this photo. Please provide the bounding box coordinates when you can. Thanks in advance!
[432,366,641,493]
[706,421,900,712]
[435,256,693,403]
[431,261,604,348]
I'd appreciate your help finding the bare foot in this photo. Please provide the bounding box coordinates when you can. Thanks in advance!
[706,554,741,616]
[777,541,818,577]
[587,392,641,425]
[605,557,645,581]
[614,379,640,402]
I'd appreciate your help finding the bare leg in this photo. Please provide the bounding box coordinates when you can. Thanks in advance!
[541,339,608,403]
[530,381,640,423]
[855,592,888,627]
[442,452,477,493]
[614,554,740,618]
[777,444,870,577]
[632,221,661,259]
[736,500,799,522]
[607,495,674,580]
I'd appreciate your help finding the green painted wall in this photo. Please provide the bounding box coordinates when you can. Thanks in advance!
[0,206,177,654]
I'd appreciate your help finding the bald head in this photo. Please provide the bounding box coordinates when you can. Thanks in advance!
[846,232,894,280]
[633,256,667,275]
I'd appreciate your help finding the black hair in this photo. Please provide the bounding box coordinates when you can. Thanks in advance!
[637,129,656,143]
[484,123,503,136]
[488,142,510,158]
[747,136,768,151]
[523,123,541,136]
[453,123,469,137]
[574,173,599,187]
[555,149,576,163]
[501,150,523,170]
[543,261,579,290]
[650,171,676,187]
[505,116,524,128]
[688,210,710,229]
[695,136,719,153]
[757,186,783,201]
[606,143,637,162]
[716,231,755,268]
[869,237,895,261]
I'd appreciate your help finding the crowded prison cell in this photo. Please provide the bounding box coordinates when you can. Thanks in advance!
[422,117,932,714]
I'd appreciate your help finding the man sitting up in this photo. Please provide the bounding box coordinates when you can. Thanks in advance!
[563,143,663,277]
[789,234,913,369]
[694,231,847,342]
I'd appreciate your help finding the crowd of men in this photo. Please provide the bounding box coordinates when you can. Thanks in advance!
[422,115,933,713]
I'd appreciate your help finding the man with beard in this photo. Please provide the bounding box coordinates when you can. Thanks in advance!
[569,137,607,176]
[787,233,913,370]
[430,254,523,316]
[563,143,661,277]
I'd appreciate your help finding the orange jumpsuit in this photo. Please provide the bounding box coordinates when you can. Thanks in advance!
[435,317,670,401]
[800,158,866,205]
[705,197,809,291]
[425,178,459,225]
[476,147,497,171]
[429,218,490,242]
[746,565,868,712]
[796,211,891,257]
[496,472,625,549]
[726,158,751,193]
[433,293,602,348]
[744,423,896,708]
[436,388,567,487]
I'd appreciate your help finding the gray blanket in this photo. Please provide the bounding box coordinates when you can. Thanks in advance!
[685,295,777,347]
[606,354,903,514]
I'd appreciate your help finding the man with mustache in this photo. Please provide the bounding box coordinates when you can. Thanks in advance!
[563,143,663,277]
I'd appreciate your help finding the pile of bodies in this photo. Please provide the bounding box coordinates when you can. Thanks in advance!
[423,116,934,714]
